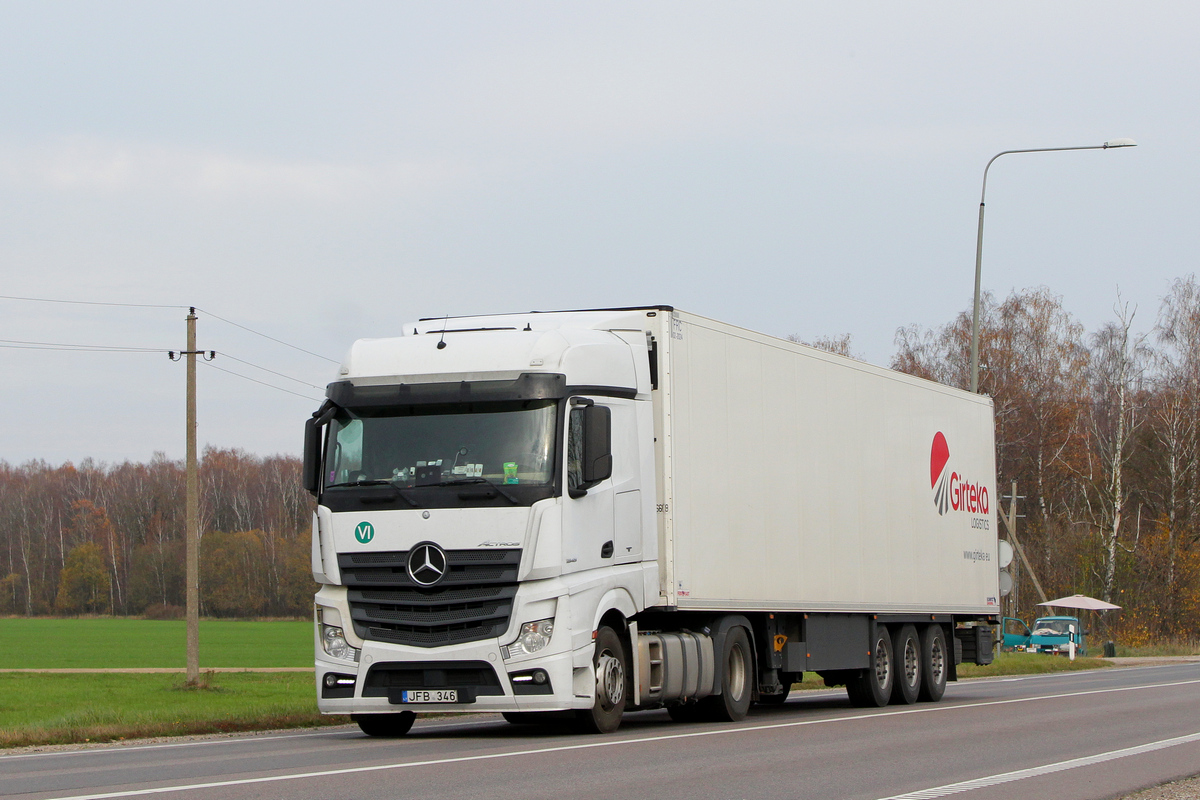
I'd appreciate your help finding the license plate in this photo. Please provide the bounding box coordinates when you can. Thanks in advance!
[401,689,458,703]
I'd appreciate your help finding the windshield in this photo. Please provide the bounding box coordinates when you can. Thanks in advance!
[324,399,557,490]
[1032,619,1074,635]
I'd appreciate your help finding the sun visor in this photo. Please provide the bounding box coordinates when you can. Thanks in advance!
[326,372,567,407]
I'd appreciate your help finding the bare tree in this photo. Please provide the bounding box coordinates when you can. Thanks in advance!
[1081,299,1149,603]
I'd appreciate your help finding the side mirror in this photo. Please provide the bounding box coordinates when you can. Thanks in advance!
[303,402,336,497]
[568,402,612,497]
[303,417,323,496]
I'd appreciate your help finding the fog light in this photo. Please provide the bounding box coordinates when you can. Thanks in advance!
[509,668,552,694]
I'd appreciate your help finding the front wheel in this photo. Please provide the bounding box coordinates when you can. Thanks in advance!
[575,626,627,733]
[353,711,415,737]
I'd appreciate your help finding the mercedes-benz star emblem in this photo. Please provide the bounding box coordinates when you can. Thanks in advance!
[407,542,447,587]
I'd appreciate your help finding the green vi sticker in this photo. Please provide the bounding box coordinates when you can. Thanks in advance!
[354,521,375,544]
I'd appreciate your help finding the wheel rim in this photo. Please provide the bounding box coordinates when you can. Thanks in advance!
[874,637,891,687]
[727,642,747,699]
[904,638,919,686]
[596,650,624,709]
[929,636,946,685]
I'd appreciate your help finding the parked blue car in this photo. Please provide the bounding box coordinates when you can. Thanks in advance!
[1001,615,1087,655]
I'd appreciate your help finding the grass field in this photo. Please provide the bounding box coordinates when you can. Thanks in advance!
[0,618,313,669]
[0,672,345,748]
[955,650,1111,677]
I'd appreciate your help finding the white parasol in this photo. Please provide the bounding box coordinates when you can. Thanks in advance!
[1036,594,1122,611]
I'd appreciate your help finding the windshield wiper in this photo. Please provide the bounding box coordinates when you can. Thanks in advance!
[325,479,420,507]
[326,478,394,488]
[437,477,519,505]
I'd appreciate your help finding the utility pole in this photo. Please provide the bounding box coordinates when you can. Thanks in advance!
[185,310,199,684]
[999,480,1048,606]
[170,308,214,685]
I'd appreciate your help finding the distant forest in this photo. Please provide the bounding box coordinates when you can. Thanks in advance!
[0,449,314,618]
[2,278,1199,641]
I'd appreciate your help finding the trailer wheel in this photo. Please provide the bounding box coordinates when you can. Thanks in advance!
[697,626,753,721]
[918,624,948,702]
[575,626,627,733]
[353,711,415,737]
[890,624,921,705]
[847,626,894,707]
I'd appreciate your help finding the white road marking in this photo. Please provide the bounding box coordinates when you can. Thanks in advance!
[873,730,1200,799]
[30,677,1200,800]
[0,730,350,762]
[0,717,500,761]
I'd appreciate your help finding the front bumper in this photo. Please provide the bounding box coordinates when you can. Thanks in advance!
[315,585,593,715]
[317,640,590,715]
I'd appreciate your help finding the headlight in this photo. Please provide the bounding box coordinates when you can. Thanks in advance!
[321,624,360,662]
[506,618,555,657]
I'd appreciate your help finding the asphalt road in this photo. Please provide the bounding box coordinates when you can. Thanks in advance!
[5,663,1199,800]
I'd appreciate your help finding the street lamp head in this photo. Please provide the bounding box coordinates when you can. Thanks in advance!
[1103,138,1137,148]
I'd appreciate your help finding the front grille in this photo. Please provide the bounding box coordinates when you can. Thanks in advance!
[339,549,520,648]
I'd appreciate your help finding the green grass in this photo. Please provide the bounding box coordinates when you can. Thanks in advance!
[0,672,346,748]
[955,650,1111,678]
[0,618,313,669]
[1112,640,1200,657]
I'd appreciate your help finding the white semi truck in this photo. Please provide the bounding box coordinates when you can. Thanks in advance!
[305,307,999,736]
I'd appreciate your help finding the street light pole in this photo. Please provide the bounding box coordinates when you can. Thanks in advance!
[969,138,1136,393]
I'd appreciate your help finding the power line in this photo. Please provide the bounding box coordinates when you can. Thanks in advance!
[201,360,323,402]
[0,294,339,364]
[0,294,185,310]
[193,307,339,364]
[0,337,168,353]
[219,352,325,390]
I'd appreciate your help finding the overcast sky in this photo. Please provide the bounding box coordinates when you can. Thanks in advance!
[1,2,1193,465]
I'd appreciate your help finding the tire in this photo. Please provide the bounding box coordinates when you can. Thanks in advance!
[696,626,753,722]
[353,711,415,737]
[575,626,627,733]
[918,624,949,702]
[847,625,894,707]
[890,624,921,705]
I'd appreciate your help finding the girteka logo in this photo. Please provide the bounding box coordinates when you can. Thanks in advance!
[931,432,989,516]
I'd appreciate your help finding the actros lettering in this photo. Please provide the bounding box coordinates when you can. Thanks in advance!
[950,472,990,515]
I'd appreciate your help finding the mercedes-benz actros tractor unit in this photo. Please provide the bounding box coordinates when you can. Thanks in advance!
[304,307,999,736]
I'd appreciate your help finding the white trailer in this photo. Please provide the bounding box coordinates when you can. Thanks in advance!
[305,307,999,735]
